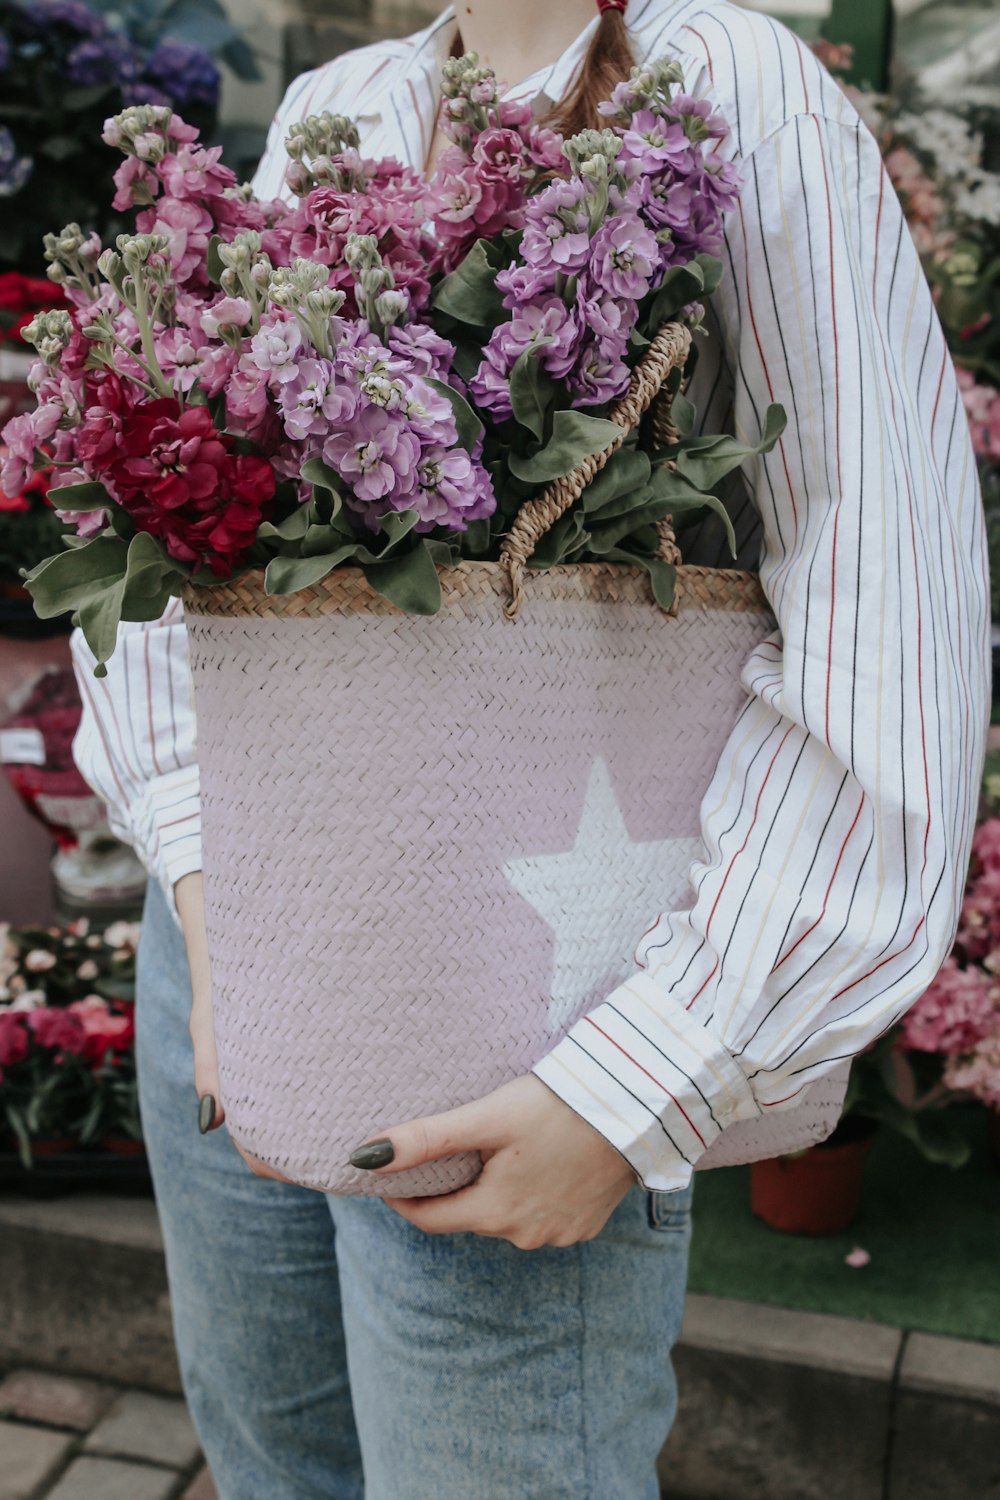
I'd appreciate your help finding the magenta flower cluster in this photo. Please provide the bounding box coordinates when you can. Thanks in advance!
[900,817,1000,1108]
[3,104,496,550]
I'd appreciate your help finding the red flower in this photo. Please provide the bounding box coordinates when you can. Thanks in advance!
[96,398,274,574]
[0,1012,29,1068]
[26,1008,87,1055]
[67,996,135,1065]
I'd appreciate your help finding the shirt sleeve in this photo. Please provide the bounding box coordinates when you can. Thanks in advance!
[532,111,991,1191]
[70,601,201,917]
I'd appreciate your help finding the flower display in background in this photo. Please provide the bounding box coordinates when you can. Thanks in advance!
[0,917,140,1161]
[0,0,252,278]
[898,817,1000,1116]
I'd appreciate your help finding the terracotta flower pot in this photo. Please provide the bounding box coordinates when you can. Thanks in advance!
[99,1135,145,1157]
[750,1121,876,1235]
[27,1136,76,1159]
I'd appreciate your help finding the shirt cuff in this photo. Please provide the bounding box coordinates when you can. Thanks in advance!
[531,972,762,1191]
[136,766,203,923]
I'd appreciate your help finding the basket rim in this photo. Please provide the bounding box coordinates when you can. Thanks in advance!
[181,559,770,621]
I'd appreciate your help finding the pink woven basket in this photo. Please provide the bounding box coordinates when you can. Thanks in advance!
[183,324,848,1196]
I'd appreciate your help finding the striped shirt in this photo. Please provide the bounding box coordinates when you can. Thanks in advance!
[71,0,990,1190]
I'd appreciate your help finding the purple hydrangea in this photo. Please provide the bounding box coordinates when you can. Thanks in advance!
[32,0,104,35]
[140,40,221,112]
[66,35,138,89]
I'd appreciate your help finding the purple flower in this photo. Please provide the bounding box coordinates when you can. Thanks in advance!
[278,359,358,442]
[571,338,631,408]
[410,446,496,531]
[495,263,552,309]
[386,324,454,380]
[520,178,592,273]
[671,94,729,141]
[248,318,303,384]
[141,41,221,112]
[468,349,514,422]
[621,110,693,173]
[33,0,104,35]
[324,406,421,505]
[66,35,138,89]
[589,213,660,300]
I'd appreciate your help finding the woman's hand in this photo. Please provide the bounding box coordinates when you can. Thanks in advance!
[352,1075,638,1250]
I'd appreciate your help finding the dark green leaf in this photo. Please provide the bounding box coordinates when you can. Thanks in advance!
[431,239,508,327]
[206,235,225,286]
[257,506,313,542]
[24,536,129,620]
[508,411,621,485]
[675,403,787,491]
[46,480,114,512]
[264,546,360,595]
[361,543,442,615]
[509,350,558,443]
[581,448,652,516]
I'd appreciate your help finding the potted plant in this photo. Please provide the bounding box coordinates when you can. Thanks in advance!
[752,810,1000,1233]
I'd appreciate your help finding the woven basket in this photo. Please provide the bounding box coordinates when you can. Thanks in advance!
[183,323,848,1196]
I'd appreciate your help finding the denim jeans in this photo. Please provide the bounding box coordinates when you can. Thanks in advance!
[136,878,693,1500]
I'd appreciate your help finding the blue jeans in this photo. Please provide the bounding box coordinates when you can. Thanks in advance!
[136,878,692,1500]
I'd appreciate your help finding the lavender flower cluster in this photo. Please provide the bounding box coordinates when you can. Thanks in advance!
[470,59,741,416]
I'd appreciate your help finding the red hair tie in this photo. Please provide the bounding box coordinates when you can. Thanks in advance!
[597,0,628,13]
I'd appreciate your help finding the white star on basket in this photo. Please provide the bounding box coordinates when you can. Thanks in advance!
[502,758,702,1032]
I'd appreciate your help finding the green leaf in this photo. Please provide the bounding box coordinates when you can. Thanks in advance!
[427,379,484,454]
[46,480,114,512]
[431,239,508,327]
[675,404,787,491]
[528,508,588,569]
[257,506,313,542]
[76,534,182,671]
[581,448,653,516]
[264,546,360,595]
[23,536,130,620]
[643,256,721,331]
[206,235,225,286]
[361,543,442,615]
[668,391,696,439]
[372,509,420,554]
[508,411,621,485]
[509,350,558,443]
[301,456,343,503]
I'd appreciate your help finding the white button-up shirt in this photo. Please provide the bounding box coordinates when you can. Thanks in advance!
[71,0,990,1188]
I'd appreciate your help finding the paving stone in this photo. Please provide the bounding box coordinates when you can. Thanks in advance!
[0,1421,72,1500]
[659,1300,897,1500]
[0,1370,115,1431]
[885,1331,1000,1499]
[900,1331,1000,1407]
[85,1391,200,1470]
[183,1469,218,1500]
[45,1457,178,1500]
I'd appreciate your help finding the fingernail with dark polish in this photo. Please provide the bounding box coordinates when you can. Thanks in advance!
[198,1094,216,1135]
[349,1138,394,1170]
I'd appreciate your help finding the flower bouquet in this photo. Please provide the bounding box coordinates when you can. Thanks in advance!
[0,917,140,1165]
[2,56,845,1195]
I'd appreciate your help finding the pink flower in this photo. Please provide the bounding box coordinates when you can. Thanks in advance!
[24,949,57,973]
[27,1008,87,1054]
[200,297,252,340]
[0,1012,29,1067]
[136,196,214,286]
[943,1030,1000,1110]
[158,144,235,201]
[901,957,998,1055]
[67,995,135,1063]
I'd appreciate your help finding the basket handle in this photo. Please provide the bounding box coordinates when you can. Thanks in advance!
[499,320,693,620]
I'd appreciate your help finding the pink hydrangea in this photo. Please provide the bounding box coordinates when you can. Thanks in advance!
[944,1031,1000,1110]
[901,957,998,1054]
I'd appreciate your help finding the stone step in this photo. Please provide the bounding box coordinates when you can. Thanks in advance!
[1,1192,998,1499]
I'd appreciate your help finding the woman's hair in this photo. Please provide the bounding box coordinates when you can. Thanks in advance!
[543,8,636,138]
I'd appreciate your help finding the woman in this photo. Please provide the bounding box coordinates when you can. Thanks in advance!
[71,0,989,1496]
